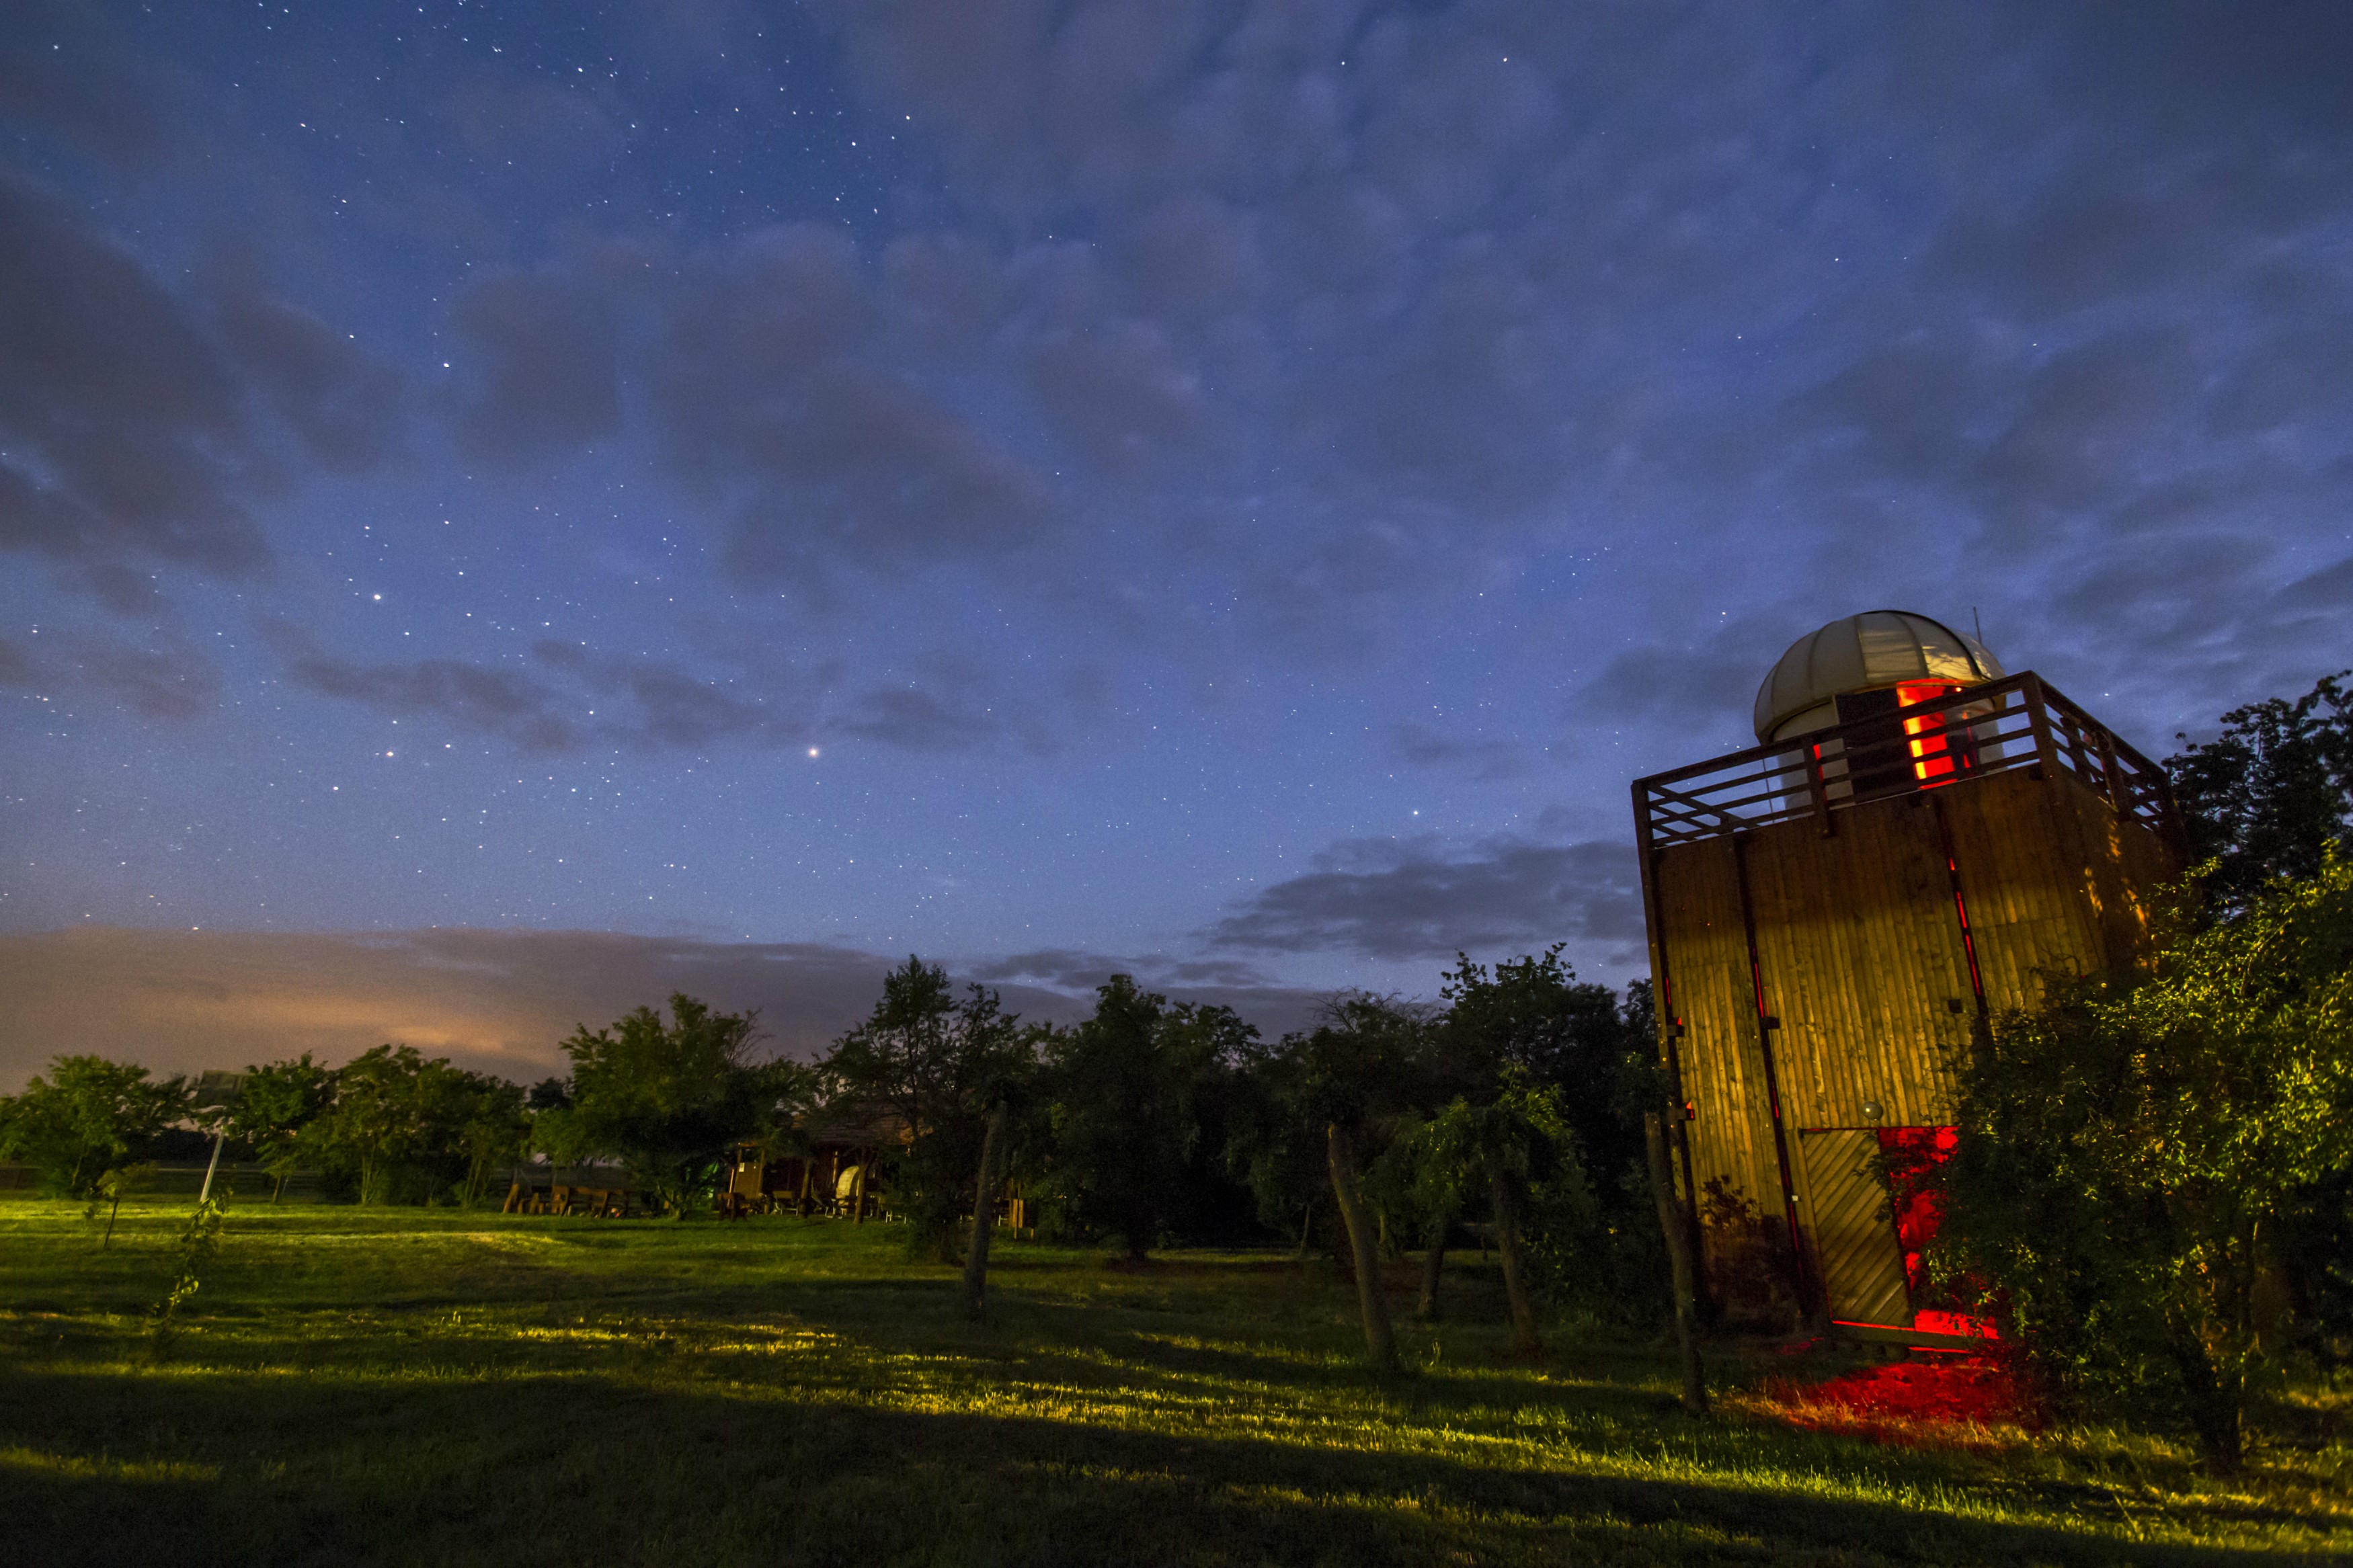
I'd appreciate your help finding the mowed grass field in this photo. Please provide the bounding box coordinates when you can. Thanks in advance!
[1,1198,2348,1566]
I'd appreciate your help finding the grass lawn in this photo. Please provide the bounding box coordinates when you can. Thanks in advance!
[1,1196,2347,1565]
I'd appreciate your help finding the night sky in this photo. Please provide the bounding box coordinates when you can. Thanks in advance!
[5,2,2352,1082]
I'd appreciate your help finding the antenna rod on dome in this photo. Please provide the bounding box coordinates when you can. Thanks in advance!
[1972,606,1983,645]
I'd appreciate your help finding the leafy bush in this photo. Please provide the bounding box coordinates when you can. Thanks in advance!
[1930,858,2353,1470]
[0,1056,188,1197]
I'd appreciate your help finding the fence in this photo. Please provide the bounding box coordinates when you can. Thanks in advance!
[1632,671,2180,853]
[0,1163,323,1198]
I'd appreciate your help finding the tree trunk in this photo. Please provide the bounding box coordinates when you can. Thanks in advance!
[1327,1121,1398,1372]
[2168,1315,2243,1472]
[1645,1112,1708,1415]
[852,1153,868,1225]
[1417,1214,1449,1321]
[104,1192,122,1249]
[963,1100,1008,1321]
[1488,1156,1540,1354]
[1296,1198,1315,1256]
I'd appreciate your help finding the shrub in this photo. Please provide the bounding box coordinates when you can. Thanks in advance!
[1930,859,2353,1471]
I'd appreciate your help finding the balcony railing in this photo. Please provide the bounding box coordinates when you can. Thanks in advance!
[1632,672,2180,852]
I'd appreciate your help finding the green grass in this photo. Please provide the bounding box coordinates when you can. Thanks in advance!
[1,1197,2346,1565]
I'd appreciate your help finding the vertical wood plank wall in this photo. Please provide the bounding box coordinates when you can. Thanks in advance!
[1652,837,1784,1246]
[1648,766,2178,1324]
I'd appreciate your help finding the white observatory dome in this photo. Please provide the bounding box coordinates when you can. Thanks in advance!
[1753,610,2004,743]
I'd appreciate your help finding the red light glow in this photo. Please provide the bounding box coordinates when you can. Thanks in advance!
[1765,1358,2030,1446]
[1897,681,1965,784]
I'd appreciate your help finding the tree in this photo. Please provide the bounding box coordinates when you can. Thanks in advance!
[1929,856,2353,1471]
[228,1054,334,1202]
[446,1073,532,1206]
[301,1045,431,1204]
[820,958,1037,1260]
[1222,1045,1334,1256]
[2167,671,2353,912]
[1440,948,1649,1190]
[0,1056,188,1197]
[1257,994,1437,1372]
[1408,1075,1596,1354]
[1427,952,1661,1337]
[561,994,806,1215]
[1045,976,1255,1260]
[963,1096,1012,1319]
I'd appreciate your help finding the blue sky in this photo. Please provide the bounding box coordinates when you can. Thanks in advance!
[5,1,2352,1075]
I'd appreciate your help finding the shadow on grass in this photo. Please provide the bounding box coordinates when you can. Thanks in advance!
[0,1364,2305,1568]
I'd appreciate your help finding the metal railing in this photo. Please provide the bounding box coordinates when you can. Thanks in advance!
[1632,672,2179,851]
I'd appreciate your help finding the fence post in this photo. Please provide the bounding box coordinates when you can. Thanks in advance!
[2024,675,2061,781]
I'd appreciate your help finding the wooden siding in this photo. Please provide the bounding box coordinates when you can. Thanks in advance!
[1648,765,2177,1325]
[1741,793,1975,1132]
[1648,835,1784,1267]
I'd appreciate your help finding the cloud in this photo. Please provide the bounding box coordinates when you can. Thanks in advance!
[1025,319,1207,474]
[974,946,1273,992]
[967,946,1326,1038]
[1571,613,1796,739]
[0,927,1332,1091]
[831,648,1052,754]
[643,222,1062,585]
[214,271,409,474]
[77,641,223,720]
[1392,720,1531,780]
[1202,833,1644,969]
[449,223,1066,587]
[0,171,265,576]
[448,262,628,463]
[0,929,953,1089]
[0,1,192,168]
[272,629,813,755]
[270,623,1057,757]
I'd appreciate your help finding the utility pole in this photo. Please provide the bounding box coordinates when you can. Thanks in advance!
[191,1070,247,1205]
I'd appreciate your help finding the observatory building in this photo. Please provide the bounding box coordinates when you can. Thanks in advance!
[1630,611,2182,1342]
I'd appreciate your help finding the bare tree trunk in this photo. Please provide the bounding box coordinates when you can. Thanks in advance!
[963,1100,1008,1321]
[1296,1198,1315,1255]
[1488,1157,1540,1354]
[1645,1112,1708,1415]
[2168,1311,2243,1473]
[1327,1122,1398,1372]
[1417,1214,1449,1321]
[852,1151,867,1225]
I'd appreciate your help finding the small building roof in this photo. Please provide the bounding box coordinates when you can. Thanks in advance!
[1753,610,2005,743]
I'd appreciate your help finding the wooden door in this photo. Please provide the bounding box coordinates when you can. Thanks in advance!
[1795,1130,1910,1327]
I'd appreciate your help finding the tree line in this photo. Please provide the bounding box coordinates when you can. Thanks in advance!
[0,944,1666,1360]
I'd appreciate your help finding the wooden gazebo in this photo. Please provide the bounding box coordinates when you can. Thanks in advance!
[723,1103,912,1219]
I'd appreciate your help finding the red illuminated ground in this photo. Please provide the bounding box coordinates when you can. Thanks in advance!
[1755,1354,2033,1449]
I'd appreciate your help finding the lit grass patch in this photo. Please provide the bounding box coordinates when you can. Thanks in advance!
[1,1194,2346,1565]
